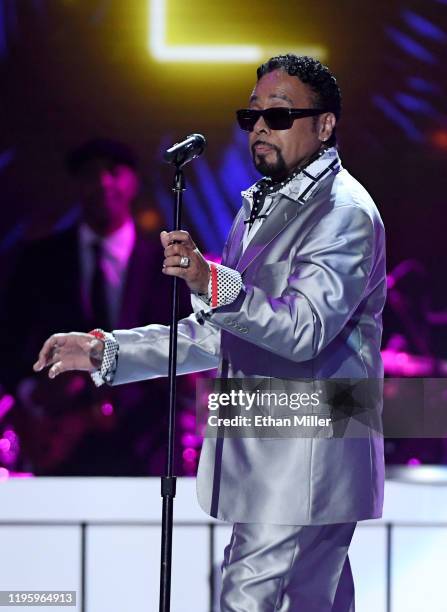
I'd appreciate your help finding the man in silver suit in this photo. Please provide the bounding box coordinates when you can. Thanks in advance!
[34,54,386,611]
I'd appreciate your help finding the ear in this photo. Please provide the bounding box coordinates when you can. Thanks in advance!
[318,112,336,143]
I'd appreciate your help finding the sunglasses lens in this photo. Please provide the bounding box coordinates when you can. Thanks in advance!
[263,108,293,130]
[236,108,297,131]
[236,110,258,132]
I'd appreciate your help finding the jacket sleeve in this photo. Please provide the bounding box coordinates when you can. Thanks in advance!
[204,204,379,363]
[111,313,221,385]
[109,207,251,385]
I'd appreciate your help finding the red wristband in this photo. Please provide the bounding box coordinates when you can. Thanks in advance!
[89,329,106,341]
[210,263,218,308]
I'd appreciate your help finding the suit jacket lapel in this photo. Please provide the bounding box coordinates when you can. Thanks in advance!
[231,147,342,275]
[235,197,299,274]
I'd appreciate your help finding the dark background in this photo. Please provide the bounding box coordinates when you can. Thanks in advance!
[0,1,446,268]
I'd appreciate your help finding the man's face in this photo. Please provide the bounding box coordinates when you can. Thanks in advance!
[248,69,326,180]
[77,158,139,235]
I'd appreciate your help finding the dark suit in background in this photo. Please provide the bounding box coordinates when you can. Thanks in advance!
[0,139,192,475]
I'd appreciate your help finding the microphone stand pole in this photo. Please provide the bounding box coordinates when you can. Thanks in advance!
[159,164,185,612]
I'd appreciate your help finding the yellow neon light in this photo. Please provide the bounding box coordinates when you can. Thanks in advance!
[148,0,327,63]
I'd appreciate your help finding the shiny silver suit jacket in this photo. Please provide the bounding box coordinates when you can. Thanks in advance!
[112,149,387,525]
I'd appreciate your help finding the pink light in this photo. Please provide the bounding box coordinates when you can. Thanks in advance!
[396,352,409,365]
[3,430,17,443]
[0,394,15,420]
[66,375,87,395]
[0,467,9,481]
[182,448,197,462]
[386,275,395,290]
[203,252,222,264]
[180,412,196,429]
[101,403,114,416]
[181,433,201,447]
[407,457,422,467]
[0,438,11,452]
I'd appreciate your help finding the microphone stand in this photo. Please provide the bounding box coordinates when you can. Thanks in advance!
[159,164,185,612]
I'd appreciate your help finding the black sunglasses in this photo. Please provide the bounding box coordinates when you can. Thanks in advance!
[236,107,329,132]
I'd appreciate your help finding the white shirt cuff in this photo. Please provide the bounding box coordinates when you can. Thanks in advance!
[90,331,119,387]
[193,262,242,313]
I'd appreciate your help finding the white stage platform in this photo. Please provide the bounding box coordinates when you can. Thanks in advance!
[0,467,446,612]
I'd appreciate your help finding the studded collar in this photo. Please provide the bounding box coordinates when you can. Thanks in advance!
[241,146,342,215]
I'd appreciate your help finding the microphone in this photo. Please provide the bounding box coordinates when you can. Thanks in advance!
[164,133,206,167]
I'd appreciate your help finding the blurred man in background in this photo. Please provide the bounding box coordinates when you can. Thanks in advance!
[0,138,190,475]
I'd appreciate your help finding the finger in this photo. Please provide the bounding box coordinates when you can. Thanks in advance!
[163,255,197,269]
[51,349,61,363]
[164,244,194,258]
[33,335,64,371]
[162,266,188,278]
[48,360,65,379]
[160,230,192,248]
[165,230,195,248]
[160,230,170,249]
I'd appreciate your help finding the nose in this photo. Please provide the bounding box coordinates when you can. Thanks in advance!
[253,113,270,134]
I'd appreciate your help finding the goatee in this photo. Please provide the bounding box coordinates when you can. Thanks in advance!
[252,143,288,181]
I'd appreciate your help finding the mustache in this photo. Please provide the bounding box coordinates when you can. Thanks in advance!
[251,140,280,155]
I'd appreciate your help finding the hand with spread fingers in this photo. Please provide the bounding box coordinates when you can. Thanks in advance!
[160,230,210,294]
[33,332,105,379]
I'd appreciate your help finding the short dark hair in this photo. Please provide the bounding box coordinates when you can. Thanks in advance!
[256,54,341,146]
[67,138,138,175]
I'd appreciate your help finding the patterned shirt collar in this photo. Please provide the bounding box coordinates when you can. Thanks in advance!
[241,146,342,211]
